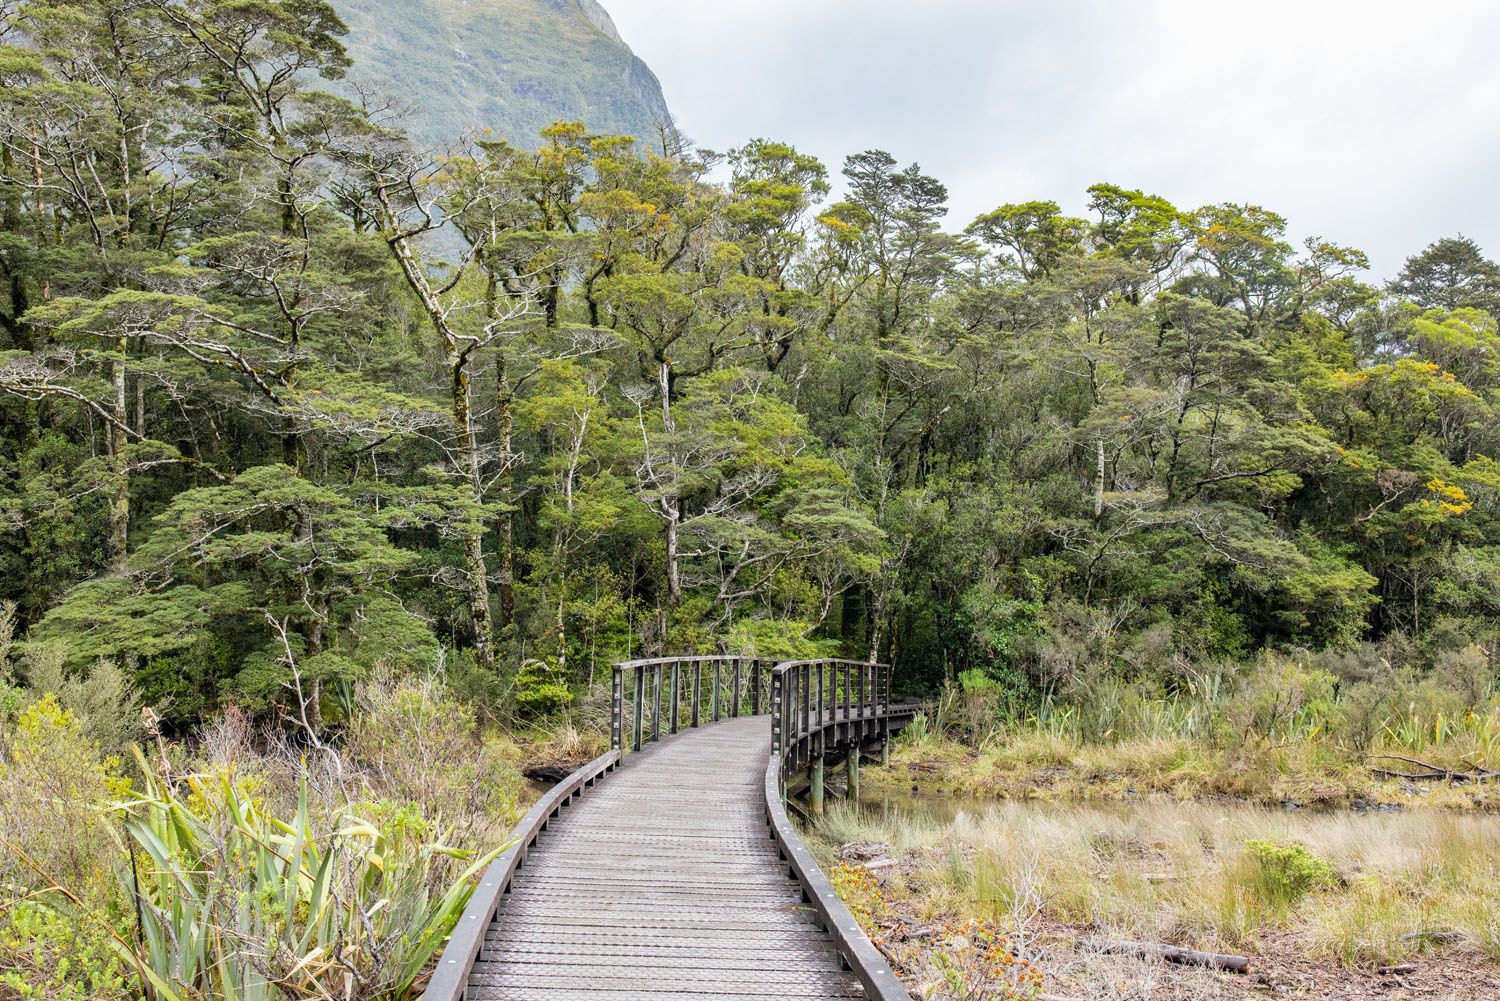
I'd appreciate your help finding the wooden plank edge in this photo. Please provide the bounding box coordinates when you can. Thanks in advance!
[762,750,910,1001]
[422,747,621,1001]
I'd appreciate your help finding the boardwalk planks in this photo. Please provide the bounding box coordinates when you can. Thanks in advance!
[466,716,865,1000]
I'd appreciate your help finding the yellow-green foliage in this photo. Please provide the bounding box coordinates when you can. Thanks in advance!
[0,901,132,1001]
[0,697,134,1000]
[1244,839,1339,912]
[0,696,129,886]
[344,673,526,848]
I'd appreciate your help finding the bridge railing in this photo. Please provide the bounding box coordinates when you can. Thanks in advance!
[764,657,910,1001]
[769,658,892,794]
[610,655,778,752]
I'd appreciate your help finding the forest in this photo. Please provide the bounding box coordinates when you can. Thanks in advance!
[2,2,1500,998]
[5,0,1499,724]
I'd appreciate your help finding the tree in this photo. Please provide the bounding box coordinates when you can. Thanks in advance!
[1389,236,1500,318]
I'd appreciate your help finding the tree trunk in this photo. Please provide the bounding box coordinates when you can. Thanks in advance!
[665,509,683,604]
[451,358,496,670]
[494,342,515,628]
[555,570,568,673]
[378,193,498,671]
[867,588,886,664]
[107,337,129,572]
[658,361,685,604]
[1095,437,1106,519]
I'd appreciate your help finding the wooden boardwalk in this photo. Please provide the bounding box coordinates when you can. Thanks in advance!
[424,657,913,1001]
[466,716,865,1000]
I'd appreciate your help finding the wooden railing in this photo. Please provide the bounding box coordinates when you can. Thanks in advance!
[769,658,893,796]
[610,655,777,752]
[422,748,619,1001]
[764,658,911,1001]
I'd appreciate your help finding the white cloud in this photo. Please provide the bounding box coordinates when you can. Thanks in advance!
[605,0,1500,276]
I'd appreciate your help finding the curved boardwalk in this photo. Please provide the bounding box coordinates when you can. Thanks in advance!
[466,715,864,1001]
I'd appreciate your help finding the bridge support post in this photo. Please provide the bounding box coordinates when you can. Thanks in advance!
[881,719,891,766]
[810,740,825,816]
[847,744,860,801]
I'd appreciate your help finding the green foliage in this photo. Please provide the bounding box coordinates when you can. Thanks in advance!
[511,659,575,719]
[2,0,1499,749]
[1245,839,1340,910]
[117,752,507,1001]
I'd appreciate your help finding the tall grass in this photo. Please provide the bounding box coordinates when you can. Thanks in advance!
[814,799,1500,968]
[1,676,528,1001]
[907,650,1500,787]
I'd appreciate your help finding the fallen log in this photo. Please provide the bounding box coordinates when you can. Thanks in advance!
[1369,754,1500,783]
[522,762,582,784]
[1081,938,1250,974]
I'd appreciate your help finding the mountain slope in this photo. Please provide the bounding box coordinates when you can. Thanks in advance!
[333,0,674,151]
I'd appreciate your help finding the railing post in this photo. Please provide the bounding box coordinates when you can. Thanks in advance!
[632,665,644,752]
[844,663,851,721]
[669,661,680,734]
[799,665,810,768]
[816,663,825,728]
[848,738,860,798]
[803,665,812,758]
[611,666,623,751]
[732,658,742,718]
[771,667,785,800]
[712,662,721,721]
[751,660,761,715]
[810,735,825,816]
[691,662,702,729]
[651,665,662,743]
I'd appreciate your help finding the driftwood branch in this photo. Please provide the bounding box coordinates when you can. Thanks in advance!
[1081,938,1250,974]
[1369,754,1500,783]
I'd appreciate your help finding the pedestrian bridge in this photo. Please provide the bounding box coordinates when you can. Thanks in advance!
[423,657,918,1001]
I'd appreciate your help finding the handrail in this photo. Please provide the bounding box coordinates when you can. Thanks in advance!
[770,658,892,796]
[610,655,778,752]
[421,748,620,1001]
[764,658,909,1000]
[429,656,911,1001]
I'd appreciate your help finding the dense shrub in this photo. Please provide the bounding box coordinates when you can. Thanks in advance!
[344,673,525,847]
[1245,839,1340,911]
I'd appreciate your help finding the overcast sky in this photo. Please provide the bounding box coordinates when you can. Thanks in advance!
[604,0,1500,277]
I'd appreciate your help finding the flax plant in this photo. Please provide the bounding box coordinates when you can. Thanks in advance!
[115,751,505,1001]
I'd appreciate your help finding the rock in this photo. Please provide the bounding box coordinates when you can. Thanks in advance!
[1354,799,1402,813]
[1402,928,1469,947]
[840,839,893,864]
[1280,799,1302,811]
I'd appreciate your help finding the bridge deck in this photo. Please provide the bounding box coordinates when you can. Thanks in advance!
[467,715,865,1001]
